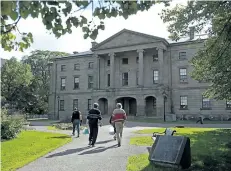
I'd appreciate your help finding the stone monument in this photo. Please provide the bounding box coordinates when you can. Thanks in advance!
[149,135,191,169]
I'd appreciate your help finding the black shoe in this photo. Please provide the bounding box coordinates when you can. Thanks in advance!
[91,144,95,147]
[88,141,91,146]
[118,143,121,147]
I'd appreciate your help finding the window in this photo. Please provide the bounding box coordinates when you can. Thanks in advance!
[153,54,158,62]
[179,52,187,60]
[59,100,64,111]
[88,99,92,110]
[153,70,159,84]
[74,63,80,70]
[122,58,128,65]
[88,62,94,69]
[136,57,139,63]
[61,65,66,71]
[226,100,231,109]
[179,68,187,82]
[74,76,79,89]
[107,74,110,87]
[136,71,139,85]
[122,72,128,86]
[107,60,110,66]
[73,99,78,110]
[202,97,211,109]
[180,96,188,109]
[88,75,93,89]
[61,78,66,90]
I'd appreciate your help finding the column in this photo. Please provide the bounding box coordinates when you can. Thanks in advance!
[108,98,115,116]
[136,96,145,116]
[157,48,164,84]
[93,54,99,89]
[137,49,144,87]
[109,52,115,88]
[156,96,164,118]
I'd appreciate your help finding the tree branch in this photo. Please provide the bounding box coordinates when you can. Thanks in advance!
[1,16,21,34]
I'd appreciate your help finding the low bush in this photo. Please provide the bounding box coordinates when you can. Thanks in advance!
[1,118,24,140]
[49,123,84,130]
[1,108,25,140]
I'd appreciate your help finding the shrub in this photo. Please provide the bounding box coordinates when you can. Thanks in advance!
[1,107,8,121]
[1,108,25,140]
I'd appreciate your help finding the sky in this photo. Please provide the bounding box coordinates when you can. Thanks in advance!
[0,1,186,60]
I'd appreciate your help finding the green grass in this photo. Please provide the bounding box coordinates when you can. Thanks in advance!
[47,125,58,130]
[127,118,231,124]
[134,127,217,134]
[127,128,231,171]
[1,131,72,171]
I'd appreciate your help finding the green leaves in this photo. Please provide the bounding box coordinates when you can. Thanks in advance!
[1,1,162,51]
[9,11,18,21]
[161,1,231,100]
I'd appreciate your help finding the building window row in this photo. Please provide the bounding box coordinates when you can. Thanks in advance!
[180,96,231,110]
[59,99,92,111]
[60,76,93,90]
[60,51,187,72]
[61,62,94,72]
[59,97,231,112]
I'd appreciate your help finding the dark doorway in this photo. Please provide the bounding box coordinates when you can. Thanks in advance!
[98,98,108,115]
[115,97,137,116]
[145,96,157,116]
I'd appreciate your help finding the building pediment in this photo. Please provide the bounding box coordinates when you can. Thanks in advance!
[92,29,168,51]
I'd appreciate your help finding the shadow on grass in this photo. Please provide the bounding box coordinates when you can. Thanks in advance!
[139,129,231,171]
[48,135,71,139]
[46,146,90,158]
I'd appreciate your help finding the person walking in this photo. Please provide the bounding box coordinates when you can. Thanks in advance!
[196,115,204,124]
[109,115,116,140]
[111,103,127,147]
[71,107,82,137]
[87,103,102,147]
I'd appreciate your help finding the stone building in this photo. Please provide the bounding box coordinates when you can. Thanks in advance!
[48,29,231,121]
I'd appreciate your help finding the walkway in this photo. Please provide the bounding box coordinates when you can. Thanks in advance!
[18,119,231,171]
[18,123,148,171]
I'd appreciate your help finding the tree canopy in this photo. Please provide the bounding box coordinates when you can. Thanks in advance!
[1,57,33,110]
[1,1,169,52]
[21,50,69,114]
[1,51,68,114]
[160,1,231,100]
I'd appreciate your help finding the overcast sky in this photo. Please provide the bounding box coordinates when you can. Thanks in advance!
[0,1,186,60]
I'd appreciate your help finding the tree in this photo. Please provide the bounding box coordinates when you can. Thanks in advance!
[1,1,170,52]
[160,1,231,100]
[1,57,33,110]
[21,50,69,114]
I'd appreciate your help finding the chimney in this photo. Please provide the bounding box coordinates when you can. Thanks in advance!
[189,26,195,40]
[91,41,98,48]
[73,51,78,54]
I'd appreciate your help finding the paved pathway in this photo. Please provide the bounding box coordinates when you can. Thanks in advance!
[18,119,231,171]
[18,124,149,171]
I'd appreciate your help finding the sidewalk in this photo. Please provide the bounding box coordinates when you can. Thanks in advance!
[17,125,148,171]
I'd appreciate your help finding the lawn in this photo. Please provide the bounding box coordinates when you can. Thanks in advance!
[1,131,72,171]
[127,118,231,124]
[127,128,231,171]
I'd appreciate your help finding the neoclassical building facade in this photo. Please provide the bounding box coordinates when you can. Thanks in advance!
[48,29,231,121]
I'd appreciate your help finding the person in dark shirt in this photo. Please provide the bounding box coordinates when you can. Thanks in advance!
[87,103,102,147]
[71,107,82,137]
